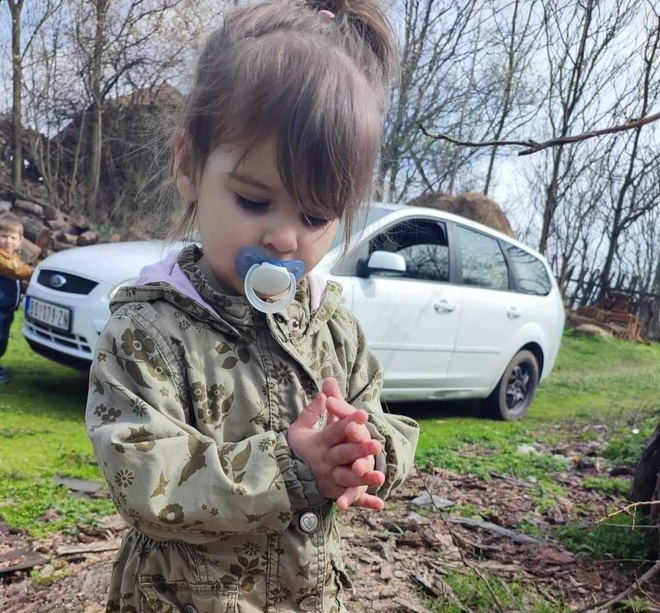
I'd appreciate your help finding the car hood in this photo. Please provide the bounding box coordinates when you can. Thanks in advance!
[37,240,339,289]
[38,241,185,287]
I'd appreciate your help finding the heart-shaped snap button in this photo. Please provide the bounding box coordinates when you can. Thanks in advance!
[299,511,319,534]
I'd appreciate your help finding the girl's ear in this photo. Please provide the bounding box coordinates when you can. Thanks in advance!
[174,131,198,203]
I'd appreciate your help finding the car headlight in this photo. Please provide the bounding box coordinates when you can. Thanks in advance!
[108,278,138,301]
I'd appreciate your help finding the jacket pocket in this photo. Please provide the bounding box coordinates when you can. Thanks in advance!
[138,576,239,613]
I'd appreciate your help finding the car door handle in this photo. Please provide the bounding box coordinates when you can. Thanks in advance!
[434,299,456,313]
[507,306,522,319]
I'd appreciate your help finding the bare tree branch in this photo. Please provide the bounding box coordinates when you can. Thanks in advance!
[420,109,660,156]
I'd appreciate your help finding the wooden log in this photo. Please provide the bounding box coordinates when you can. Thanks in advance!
[35,228,54,251]
[77,230,99,246]
[46,218,68,232]
[13,198,44,217]
[53,240,75,252]
[19,215,47,243]
[72,214,90,232]
[41,203,65,221]
[58,232,79,245]
[19,238,41,264]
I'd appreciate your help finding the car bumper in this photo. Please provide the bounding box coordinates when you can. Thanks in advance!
[22,272,113,371]
[24,335,92,371]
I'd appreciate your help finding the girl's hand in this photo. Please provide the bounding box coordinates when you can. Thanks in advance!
[287,394,383,503]
[321,378,386,511]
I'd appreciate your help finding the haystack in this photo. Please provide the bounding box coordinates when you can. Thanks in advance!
[408,192,515,238]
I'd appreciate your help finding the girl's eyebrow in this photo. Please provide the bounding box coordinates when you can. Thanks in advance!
[228,170,274,192]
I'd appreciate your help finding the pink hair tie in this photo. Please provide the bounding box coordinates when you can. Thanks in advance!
[319,9,335,19]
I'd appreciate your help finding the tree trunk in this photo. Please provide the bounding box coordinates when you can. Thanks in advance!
[484,0,521,196]
[9,0,25,192]
[631,420,660,511]
[538,144,563,254]
[645,259,660,339]
[538,0,596,255]
[448,11,482,195]
[86,0,109,219]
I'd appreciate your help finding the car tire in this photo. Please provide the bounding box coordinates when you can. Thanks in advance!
[483,350,539,421]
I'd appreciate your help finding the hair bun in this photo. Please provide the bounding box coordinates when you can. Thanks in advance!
[308,0,398,86]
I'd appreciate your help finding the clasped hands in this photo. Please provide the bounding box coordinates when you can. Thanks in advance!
[288,377,385,511]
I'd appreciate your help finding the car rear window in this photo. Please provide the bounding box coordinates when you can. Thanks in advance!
[457,226,509,291]
[504,244,552,296]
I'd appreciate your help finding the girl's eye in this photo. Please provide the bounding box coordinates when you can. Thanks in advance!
[302,214,331,229]
[235,194,269,213]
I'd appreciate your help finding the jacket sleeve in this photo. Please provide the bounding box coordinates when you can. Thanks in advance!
[86,305,322,544]
[343,310,420,500]
[0,253,33,281]
[13,257,33,282]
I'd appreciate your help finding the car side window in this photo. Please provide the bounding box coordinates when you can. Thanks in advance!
[457,226,509,291]
[504,244,552,296]
[368,219,450,282]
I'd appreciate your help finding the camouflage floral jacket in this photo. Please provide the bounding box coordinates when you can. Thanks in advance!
[86,245,419,613]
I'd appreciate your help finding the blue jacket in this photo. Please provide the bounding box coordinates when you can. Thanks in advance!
[0,276,20,312]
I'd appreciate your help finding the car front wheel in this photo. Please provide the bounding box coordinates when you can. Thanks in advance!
[484,350,539,421]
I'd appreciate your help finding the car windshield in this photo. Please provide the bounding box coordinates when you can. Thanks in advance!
[329,205,395,251]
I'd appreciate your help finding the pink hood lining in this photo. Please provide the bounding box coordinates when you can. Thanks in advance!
[135,249,327,314]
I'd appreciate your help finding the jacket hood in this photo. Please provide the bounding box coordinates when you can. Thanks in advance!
[109,245,343,340]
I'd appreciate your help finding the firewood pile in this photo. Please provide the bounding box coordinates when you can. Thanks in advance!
[568,291,645,342]
[0,197,121,266]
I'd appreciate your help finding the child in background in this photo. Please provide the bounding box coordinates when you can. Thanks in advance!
[0,213,34,383]
[86,1,419,612]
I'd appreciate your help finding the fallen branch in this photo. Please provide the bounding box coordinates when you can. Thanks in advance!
[598,500,660,524]
[447,516,546,546]
[55,539,122,556]
[393,596,434,613]
[419,109,660,157]
[0,551,49,576]
[572,560,660,613]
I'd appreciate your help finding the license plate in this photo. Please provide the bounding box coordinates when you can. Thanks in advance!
[26,297,72,332]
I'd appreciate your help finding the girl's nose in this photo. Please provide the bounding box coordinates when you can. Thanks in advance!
[262,221,298,256]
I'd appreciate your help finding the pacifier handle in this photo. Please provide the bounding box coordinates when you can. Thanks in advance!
[244,264,298,314]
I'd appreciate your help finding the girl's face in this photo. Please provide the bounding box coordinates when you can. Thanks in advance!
[176,139,340,297]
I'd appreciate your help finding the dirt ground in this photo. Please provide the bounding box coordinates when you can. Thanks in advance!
[2,445,659,613]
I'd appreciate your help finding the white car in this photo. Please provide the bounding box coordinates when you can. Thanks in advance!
[23,204,564,420]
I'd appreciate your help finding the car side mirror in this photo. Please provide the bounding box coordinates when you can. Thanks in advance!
[362,251,406,277]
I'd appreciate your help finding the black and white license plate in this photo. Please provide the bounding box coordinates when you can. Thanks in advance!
[26,297,72,332]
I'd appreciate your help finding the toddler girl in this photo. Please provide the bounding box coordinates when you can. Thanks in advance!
[86,1,419,611]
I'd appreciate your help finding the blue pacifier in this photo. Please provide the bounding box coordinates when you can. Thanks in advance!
[236,247,305,314]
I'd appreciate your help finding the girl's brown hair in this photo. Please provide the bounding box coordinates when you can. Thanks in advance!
[160,0,398,250]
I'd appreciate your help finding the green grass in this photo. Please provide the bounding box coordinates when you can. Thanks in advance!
[413,330,660,474]
[426,569,569,613]
[604,415,659,465]
[0,310,111,536]
[583,476,632,497]
[30,568,70,587]
[2,311,660,538]
[418,442,569,481]
[532,330,660,419]
[517,512,658,564]
[555,514,656,561]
